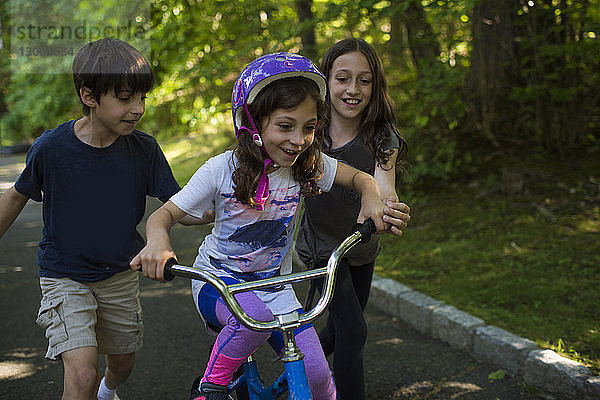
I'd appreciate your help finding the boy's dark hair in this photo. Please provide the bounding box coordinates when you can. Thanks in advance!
[233,77,326,207]
[73,38,154,115]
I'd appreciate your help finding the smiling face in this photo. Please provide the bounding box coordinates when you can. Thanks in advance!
[92,89,147,137]
[260,96,318,169]
[328,51,373,122]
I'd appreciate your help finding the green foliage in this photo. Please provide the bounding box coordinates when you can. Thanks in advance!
[488,370,506,380]
[508,0,600,156]
[3,72,78,141]
[395,59,471,183]
[145,0,306,138]
[1,0,599,181]
[2,0,151,141]
[385,0,474,183]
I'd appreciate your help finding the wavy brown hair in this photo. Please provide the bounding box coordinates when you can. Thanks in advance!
[232,77,326,207]
[319,38,407,172]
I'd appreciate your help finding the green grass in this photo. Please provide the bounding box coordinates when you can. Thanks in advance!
[161,134,599,375]
[160,126,234,186]
[377,151,600,375]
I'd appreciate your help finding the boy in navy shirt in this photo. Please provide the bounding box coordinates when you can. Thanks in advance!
[0,38,181,400]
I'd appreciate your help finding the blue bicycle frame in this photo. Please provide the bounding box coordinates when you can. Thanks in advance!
[229,355,310,400]
[164,219,375,400]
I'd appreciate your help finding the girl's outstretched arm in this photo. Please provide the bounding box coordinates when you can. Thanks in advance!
[130,200,187,282]
[333,161,387,233]
[179,210,215,225]
[374,149,411,237]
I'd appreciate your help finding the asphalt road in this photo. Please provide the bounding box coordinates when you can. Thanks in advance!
[0,153,543,399]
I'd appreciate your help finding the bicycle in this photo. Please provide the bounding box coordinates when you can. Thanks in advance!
[162,219,376,400]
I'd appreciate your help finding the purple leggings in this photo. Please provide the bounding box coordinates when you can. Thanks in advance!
[197,281,336,400]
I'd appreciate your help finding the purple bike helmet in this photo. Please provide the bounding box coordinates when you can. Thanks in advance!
[231,52,327,210]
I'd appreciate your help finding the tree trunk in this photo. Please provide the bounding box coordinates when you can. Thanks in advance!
[295,0,317,60]
[468,0,515,147]
[389,4,410,71]
[400,0,439,77]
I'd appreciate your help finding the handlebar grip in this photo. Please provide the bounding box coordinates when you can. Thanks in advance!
[352,218,376,243]
[163,258,178,281]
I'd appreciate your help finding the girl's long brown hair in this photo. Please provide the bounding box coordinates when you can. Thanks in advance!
[232,77,326,207]
[319,38,407,171]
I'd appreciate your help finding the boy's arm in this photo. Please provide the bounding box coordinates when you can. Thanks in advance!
[0,187,29,239]
[333,161,387,233]
[374,149,411,237]
[130,200,187,282]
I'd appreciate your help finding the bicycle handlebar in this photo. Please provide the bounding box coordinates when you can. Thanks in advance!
[163,218,376,332]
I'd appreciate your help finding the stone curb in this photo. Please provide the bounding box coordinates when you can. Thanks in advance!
[369,274,600,400]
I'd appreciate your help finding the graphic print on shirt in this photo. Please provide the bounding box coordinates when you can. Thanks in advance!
[214,185,300,274]
[228,217,289,251]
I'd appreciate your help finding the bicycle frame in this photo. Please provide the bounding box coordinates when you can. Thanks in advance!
[164,219,375,400]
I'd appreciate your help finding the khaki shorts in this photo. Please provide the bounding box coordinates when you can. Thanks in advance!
[36,269,143,360]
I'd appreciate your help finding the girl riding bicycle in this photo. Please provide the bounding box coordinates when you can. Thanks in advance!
[131,52,388,400]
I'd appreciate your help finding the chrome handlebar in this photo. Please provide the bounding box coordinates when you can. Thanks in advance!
[163,219,376,332]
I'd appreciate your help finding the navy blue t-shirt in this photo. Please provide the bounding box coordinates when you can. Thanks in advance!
[15,120,181,282]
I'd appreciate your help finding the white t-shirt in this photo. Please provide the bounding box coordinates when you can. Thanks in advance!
[171,150,337,315]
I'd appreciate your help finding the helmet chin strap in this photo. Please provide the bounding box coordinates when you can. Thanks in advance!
[238,104,274,211]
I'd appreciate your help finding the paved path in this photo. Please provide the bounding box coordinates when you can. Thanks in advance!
[0,153,542,399]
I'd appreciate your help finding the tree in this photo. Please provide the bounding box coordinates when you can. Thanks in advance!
[468,0,515,147]
[512,0,600,156]
[295,0,317,60]
[401,0,440,77]
[1,0,598,175]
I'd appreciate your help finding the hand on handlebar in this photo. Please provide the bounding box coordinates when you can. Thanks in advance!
[129,244,176,283]
[351,218,377,243]
[357,195,388,235]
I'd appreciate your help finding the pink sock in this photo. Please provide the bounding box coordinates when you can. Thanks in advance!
[203,342,247,386]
